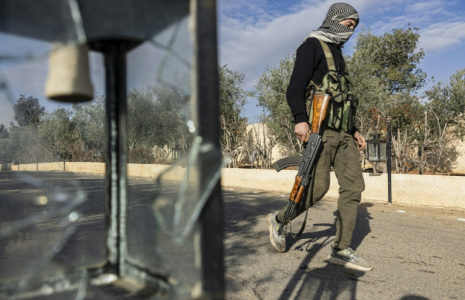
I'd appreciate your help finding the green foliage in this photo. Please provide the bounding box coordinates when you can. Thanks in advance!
[1,79,195,164]
[126,78,192,163]
[352,27,426,95]
[13,95,46,127]
[127,88,162,149]
[1,96,45,163]
[255,56,300,155]
[218,65,249,166]
[347,27,427,135]
[346,29,465,173]
[39,107,76,160]
[384,94,424,135]
[346,27,430,173]
[72,95,105,153]
[148,81,190,150]
[346,33,388,133]
[0,124,8,139]
[425,69,465,139]
[4,126,39,163]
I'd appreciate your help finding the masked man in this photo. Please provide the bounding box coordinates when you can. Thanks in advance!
[266,2,373,271]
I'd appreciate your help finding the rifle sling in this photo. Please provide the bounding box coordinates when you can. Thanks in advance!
[288,165,317,238]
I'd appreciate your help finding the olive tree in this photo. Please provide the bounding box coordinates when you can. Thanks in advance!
[218,65,249,167]
[422,69,465,173]
[347,27,427,173]
[256,56,301,156]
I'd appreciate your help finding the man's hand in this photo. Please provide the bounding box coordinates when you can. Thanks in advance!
[353,131,366,150]
[295,122,311,142]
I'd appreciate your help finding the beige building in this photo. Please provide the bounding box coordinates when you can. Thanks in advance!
[450,140,465,174]
[238,123,286,168]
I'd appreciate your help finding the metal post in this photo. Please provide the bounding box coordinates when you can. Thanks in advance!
[100,42,129,275]
[191,0,224,298]
[387,117,392,204]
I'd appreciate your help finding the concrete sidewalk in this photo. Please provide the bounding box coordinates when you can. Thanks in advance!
[223,187,465,300]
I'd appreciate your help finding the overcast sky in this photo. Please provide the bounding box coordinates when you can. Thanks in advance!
[217,0,465,122]
[1,0,464,126]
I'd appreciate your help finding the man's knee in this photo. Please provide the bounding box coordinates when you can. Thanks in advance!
[341,190,362,202]
[339,173,364,198]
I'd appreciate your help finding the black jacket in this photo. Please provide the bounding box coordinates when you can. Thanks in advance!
[286,37,346,124]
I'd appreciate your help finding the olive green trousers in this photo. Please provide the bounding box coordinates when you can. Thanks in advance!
[277,128,365,250]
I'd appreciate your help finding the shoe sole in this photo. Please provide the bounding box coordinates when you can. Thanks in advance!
[326,255,374,271]
[266,215,286,253]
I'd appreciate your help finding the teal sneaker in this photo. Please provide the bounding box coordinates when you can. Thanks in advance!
[266,213,286,253]
[327,245,373,271]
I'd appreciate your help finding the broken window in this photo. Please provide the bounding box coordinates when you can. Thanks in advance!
[0,0,224,299]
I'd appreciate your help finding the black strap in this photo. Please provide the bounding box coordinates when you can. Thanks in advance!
[288,166,317,238]
[289,209,308,238]
[336,67,343,93]
[305,83,316,100]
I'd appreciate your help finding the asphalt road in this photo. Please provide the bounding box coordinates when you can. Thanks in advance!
[223,187,465,300]
[1,171,465,300]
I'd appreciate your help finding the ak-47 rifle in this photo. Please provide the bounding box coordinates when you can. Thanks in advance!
[273,94,331,235]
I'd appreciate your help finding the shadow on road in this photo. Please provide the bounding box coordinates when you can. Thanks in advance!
[223,189,375,300]
[278,203,373,300]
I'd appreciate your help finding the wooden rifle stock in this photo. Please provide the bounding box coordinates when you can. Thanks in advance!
[293,94,329,202]
[311,94,331,134]
[289,175,306,204]
[278,95,329,236]
[289,176,302,201]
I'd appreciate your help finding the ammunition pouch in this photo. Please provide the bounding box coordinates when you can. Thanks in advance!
[305,39,359,133]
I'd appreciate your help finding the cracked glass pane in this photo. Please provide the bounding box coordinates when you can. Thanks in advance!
[125,15,222,298]
[1,0,216,298]
[126,139,223,298]
[0,172,107,298]
[0,1,107,298]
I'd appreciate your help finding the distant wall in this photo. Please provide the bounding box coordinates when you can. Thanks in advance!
[222,168,465,209]
[2,162,464,209]
[1,162,185,181]
[453,141,465,174]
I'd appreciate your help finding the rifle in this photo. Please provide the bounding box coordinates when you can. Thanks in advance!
[273,94,330,236]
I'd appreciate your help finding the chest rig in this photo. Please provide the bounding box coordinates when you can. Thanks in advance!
[305,39,358,133]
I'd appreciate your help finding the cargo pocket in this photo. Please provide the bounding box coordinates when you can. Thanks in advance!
[325,94,343,130]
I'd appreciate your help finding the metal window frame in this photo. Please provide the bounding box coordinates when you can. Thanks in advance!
[0,0,224,298]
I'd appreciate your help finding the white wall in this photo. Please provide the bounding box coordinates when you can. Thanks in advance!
[3,162,464,209]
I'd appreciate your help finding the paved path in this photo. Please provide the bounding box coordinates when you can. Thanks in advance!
[1,171,465,300]
[223,187,465,300]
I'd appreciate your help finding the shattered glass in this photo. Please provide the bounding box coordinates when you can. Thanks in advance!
[126,137,223,297]
[0,172,107,298]
[125,15,223,298]
[0,0,107,298]
[1,0,221,298]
